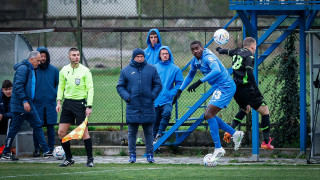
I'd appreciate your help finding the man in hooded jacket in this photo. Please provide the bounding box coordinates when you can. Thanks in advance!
[153,46,184,143]
[32,47,59,157]
[144,29,163,65]
[117,48,162,163]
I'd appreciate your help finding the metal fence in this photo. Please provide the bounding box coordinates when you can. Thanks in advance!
[0,0,317,127]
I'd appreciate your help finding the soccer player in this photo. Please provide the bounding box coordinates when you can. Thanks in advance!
[144,29,163,65]
[32,47,59,157]
[56,48,94,167]
[153,46,184,143]
[173,41,244,161]
[216,37,274,150]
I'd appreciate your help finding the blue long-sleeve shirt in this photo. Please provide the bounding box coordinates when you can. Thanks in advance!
[180,48,233,90]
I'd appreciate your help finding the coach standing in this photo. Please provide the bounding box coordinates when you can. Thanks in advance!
[1,51,52,161]
[56,48,94,167]
[32,47,59,157]
[117,48,162,163]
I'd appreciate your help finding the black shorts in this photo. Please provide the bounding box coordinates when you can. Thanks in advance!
[60,99,86,125]
[234,84,267,110]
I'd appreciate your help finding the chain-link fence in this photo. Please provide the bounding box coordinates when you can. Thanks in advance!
[0,0,317,128]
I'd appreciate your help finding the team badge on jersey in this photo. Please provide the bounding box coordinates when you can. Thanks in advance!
[75,78,80,85]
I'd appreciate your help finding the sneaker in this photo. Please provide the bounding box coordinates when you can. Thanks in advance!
[223,132,231,143]
[129,154,136,163]
[59,158,75,167]
[33,150,40,157]
[1,153,19,161]
[147,153,155,163]
[85,157,94,167]
[211,147,226,161]
[153,134,162,145]
[43,150,53,157]
[261,137,274,150]
[232,131,244,150]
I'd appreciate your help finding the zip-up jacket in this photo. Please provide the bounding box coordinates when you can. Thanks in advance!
[117,59,162,124]
[154,46,183,106]
[33,47,59,125]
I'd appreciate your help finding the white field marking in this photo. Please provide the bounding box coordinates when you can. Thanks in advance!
[0,168,165,179]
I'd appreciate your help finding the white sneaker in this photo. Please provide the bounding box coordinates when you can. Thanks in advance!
[232,131,244,150]
[211,147,226,161]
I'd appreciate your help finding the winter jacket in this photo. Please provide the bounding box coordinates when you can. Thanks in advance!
[144,29,163,65]
[154,46,183,106]
[117,59,162,124]
[10,59,37,113]
[33,47,59,125]
[0,92,12,134]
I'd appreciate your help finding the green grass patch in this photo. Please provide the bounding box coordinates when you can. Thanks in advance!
[0,163,319,179]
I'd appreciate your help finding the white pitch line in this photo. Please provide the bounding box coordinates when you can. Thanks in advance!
[0,167,165,179]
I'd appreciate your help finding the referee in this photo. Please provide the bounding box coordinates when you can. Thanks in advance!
[56,48,94,167]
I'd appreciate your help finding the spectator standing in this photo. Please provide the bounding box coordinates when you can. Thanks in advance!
[117,48,162,163]
[153,46,183,143]
[32,47,59,157]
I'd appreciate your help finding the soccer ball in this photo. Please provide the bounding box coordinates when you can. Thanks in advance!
[53,146,65,160]
[213,29,229,45]
[203,154,218,167]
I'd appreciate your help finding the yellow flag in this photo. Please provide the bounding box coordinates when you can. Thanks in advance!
[62,117,88,143]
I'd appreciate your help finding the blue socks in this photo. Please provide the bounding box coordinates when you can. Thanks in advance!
[207,116,236,148]
[207,118,221,148]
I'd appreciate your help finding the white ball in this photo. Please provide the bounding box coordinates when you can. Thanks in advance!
[213,29,229,45]
[203,153,218,167]
[53,146,65,160]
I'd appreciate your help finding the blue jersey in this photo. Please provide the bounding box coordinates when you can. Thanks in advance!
[180,48,235,108]
[180,48,233,90]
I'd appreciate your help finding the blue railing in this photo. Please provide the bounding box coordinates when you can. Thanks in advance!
[230,0,320,5]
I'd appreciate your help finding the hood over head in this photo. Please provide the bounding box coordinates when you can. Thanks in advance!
[146,29,162,47]
[36,46,50,69]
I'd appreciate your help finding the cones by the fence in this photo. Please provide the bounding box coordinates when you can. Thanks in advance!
[62,116,88,143]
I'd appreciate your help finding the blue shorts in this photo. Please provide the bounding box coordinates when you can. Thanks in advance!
[208,81,236,109]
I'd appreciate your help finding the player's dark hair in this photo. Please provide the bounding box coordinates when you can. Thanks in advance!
[69,47,79,54]
[243,37,256,48]
[190,41,202,47]
[2,80,13,89]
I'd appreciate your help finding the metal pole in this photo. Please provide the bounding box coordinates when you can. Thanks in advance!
[138,0,142,48]
[77,0,83,64]
[120,32,124,131]
[250,10,260,161]
[43,0,47,47]
[299,12,307,154]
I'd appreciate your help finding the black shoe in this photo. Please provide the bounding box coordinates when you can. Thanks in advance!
[85,157,94,167]
[33,150,40,157]
[1,153,19,161]
[43,150,53,157]
[59,158,75,167]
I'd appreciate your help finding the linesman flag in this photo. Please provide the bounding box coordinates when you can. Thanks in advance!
[62,116,88,143]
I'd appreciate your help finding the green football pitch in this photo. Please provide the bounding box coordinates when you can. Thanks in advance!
[0,163,319,179]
